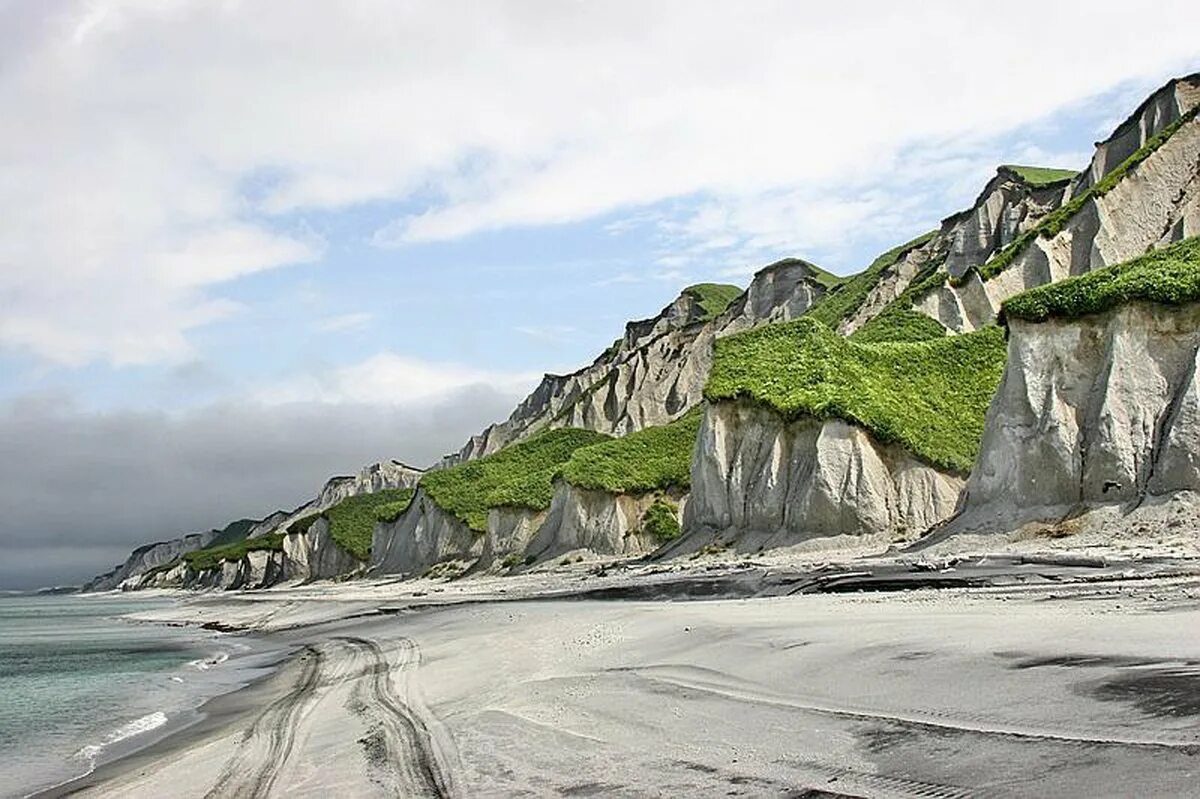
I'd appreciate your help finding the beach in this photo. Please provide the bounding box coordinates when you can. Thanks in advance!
[38,554,1200,798]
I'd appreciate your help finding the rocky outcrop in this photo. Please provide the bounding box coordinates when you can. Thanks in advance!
[282,518,365,581]
[246,459,425,540]
[917,75,1200,332]
[370,490,484,577]
[523,481,678,562]
[941,301,1200,535]
[440,262,836,466]
[83,531,219,592]
[677,402,964,552]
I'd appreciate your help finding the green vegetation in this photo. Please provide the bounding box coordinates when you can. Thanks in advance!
[183,533,285,573]
[323,489,415,560]
[288,512,321,536]
[374,489,417,524]
[970,106,1199,284]
[1002,236,1200,322]
[705,317,1007,473]
[1001,165,1077,187]
[682,283,742,321]
[805,231,937,331]
[641,499,681,541]
[421,428,611,532]
[849,309,947,344]
[559,408,702,494]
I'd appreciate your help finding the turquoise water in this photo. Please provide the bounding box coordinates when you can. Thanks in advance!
[0,595,229,797]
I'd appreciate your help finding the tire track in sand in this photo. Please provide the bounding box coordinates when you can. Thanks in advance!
[339,636,456,799]
[204,646,325,799]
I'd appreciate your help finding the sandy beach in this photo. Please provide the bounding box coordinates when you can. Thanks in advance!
[40,550,1200,799]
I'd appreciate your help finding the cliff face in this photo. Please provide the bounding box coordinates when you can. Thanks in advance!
[917,75,1200,332]
[370,490,484,578]
[441,262,835,466]
[83,531,217,592]
[678,402,964,552]
[944,301,1200,535]
[523,482,676,562]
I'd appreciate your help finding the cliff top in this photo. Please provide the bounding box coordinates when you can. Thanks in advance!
[1003,236,1200,323]
[704,318,1007,473]
[681,283,742,321]
[421,428,611,532]
[999,164,1077,188]
[558,407,702,495]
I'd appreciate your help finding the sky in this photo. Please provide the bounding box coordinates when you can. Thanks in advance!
[1,1,1198,589]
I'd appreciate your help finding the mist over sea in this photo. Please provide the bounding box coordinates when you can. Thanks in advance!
[0,595,241,797]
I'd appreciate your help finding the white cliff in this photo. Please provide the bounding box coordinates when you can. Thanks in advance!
[942,301,1200,536]
[677,402,964,553]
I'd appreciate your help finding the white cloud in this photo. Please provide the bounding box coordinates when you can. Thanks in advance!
[259,352,539,406]
[2,1,1198,364]
[315,312,374,333]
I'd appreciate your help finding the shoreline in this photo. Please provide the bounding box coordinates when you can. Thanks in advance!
[30,548,1200,797]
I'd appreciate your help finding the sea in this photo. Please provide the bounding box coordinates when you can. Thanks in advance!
[0,594,264,798]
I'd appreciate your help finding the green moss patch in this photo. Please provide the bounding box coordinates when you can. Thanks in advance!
[184,533,285,573]
[805,231,937,331]
[682,283,743,321]
[559,409,701,494]
[1000,165,1077,188]
[971,107,1198,284]
[705,317,1007,473]
[322,489,415,560]
[422,428,611,533]
[641,499,681,541]
[1002,236,1200,322]
[374,490,417,524]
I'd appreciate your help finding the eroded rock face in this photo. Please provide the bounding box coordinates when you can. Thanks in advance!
[679,402,964,552]
[440,262,835,466]
[84,531,218,592]
[370,490,483,577]
[282,518,364,582]
[524,481,675,562]
[944,302,1200,535]
[918,76,1200,332]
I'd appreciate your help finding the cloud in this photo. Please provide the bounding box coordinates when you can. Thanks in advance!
[0,385,523,590]
[259,352,539,406]
[315,312,374,333]
[3,2,1198,364]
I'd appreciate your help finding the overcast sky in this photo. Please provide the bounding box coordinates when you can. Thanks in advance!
[1,1,1198,589]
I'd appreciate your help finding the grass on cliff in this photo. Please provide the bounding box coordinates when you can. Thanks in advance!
[1002,236,1200,322]
[323,489,415,560]
[704,317,1007,473]
[183,533,285,573]
[559,408,702,494]
[1000,165,1077,187]
[967,106,1198,284]
[804,232,937,332]
[422,428,611,532]
[641,499,681,541]
[682,283,743,321]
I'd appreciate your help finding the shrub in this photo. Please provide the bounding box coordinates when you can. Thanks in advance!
[641,499,681,541]
[705,317,1007,474]
[421,428,611,532]
[1002,236,1200,322]
[558,409,702,494]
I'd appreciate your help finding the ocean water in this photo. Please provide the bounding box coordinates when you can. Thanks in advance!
[0,594,249,797]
